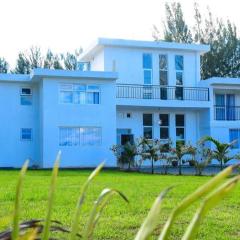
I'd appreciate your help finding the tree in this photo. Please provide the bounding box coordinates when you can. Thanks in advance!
[0,57,9,73]
[61,48,82,70]
[153,2,192,43]
[153,2,240,79]
[44,50,63,70]
[110,142,138,170]
[202,136,240,170]
[139,138,162,174]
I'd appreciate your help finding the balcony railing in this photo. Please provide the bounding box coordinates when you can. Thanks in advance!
[117,84,209,101]
[214,105,240,120]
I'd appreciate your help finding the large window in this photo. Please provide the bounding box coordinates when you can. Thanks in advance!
[176,114,185,147]
[175,55,184,100]
[59,84,100,104]
[20,87,32,105]
[59,127,102,146]
[143,113,153,139]
[159,55,168,100]
[229,129,240,148]
[21,128,32,141]
[159,114,169,140]
[143,53,152,85]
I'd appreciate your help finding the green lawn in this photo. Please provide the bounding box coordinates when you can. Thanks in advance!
[0,170,239,239]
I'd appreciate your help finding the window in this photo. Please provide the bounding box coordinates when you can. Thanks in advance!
[143,53,152,85]
[59,127,101,146]
[21,128,32,141]
[20,87,32,105]
[229,129,240,148]
[159,55,168,100]
[59,84,100,104]
[176,114,185,146]
[126,113,131,118]
[175,55,184,100]
[143,113,153,139]
[159,114,169,139]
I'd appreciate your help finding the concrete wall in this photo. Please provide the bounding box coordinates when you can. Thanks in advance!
[116,107,200,145]
[102,46,200,86]
[0,81,40,167]
[41,78,116,168]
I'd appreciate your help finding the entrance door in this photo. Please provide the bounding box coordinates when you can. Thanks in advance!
[121,134,134,145]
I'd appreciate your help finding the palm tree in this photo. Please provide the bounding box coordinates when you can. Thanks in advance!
[202,136,239,170]
[139,138,161,174]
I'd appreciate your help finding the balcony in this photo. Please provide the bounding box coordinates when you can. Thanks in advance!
[117,84,209,101]
[214,106,240,120]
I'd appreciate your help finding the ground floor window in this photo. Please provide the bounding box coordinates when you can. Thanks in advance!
[59,127,101,146]
[21,128,32,141]
[229,129,240,148]
[176,114,185,147]
[143,113,153,139]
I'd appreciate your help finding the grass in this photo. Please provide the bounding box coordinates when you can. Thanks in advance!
[0,169,239,239]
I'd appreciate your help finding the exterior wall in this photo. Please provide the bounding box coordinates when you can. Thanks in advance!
[116,107,201,146]
[41,78,116,168]
[0,81,40,167]
[103,46,200,86]
[90,50,105,71]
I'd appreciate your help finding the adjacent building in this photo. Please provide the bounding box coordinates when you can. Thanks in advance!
[0,38,239,168]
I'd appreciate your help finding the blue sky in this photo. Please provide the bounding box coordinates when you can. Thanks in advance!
[0,0,239,67]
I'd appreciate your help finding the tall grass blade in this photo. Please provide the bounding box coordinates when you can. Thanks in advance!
[11,160,29,240]
[42,151,61,240]
[158,164,237,240]
[135,187,172,240]
[83,188,129,240]
[182,175,240,240]
[70,162,105,240]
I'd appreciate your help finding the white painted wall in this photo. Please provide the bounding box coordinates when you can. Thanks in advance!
[116,107,200,146]
[0,81,40,167]
[41,77,116,168]
[101,46,199,86]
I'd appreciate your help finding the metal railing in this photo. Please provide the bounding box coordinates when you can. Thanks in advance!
[117,84,209,101]
[214,105,240,120]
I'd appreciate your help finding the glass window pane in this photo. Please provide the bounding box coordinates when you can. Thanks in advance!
[144,127,152,139]
[159,55,167,70]
[160,114,169,126]
[93,92,100,104]
[21,96,32,105]
[176,72,183,85]
[176,114,184,126]
[160,71,168,85]
[176,128,184,140]
[74,84,86,91]
[60,92,73,103]
[144,70,152,84]
[21,128,32,140]
[215,94,225,106]
[160,127,169,139]
[143,53,152,69]
[229,129,239,148]
[143,114,153,126]
[175,55,183,70]
[21,88,31,95]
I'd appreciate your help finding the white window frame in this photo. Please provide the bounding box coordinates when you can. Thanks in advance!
[59,83,100,105]
[20,128,32,141]
[159,54,168,86]
[59,126,102,147]
[175,55,184,86]
[159,114,169,141]
[20,87,32,105]
[143,113,153,140]
[175,114,185,144]
[143,53,153,85]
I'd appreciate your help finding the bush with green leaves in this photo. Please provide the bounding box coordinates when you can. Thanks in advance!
[0,152,240,239]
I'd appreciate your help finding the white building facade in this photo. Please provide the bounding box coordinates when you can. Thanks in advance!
[0,38,239,168]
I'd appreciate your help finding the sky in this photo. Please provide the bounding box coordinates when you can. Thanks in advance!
[0,0,240,68]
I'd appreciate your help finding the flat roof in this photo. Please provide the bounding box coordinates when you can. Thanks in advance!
[80,38,210,61]
[0,68,118,82]
[199,77,240,86]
